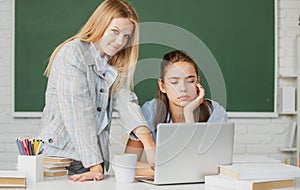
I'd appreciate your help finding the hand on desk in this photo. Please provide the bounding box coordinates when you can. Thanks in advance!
[136,161,154,177]
[68,164,104,182]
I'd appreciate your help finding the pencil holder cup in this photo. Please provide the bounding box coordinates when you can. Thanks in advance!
[18,154,44,183]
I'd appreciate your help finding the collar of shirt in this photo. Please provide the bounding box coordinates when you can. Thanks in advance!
[89,42,118,87]
[166,112,173,123]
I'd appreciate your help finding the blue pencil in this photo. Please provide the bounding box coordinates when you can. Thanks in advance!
[15,139,22,155]
[17,138,25,155]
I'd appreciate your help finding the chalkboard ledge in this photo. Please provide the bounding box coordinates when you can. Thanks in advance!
[12,111,121,118]
[12,112,279,118]
[227,112,278,118]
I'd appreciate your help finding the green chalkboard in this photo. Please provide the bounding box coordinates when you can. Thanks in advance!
[15,0,275,114]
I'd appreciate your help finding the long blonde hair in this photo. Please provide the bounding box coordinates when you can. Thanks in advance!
[44,0,139,91]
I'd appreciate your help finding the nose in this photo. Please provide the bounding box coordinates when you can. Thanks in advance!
[115,35,124,46]
[178,81,187,92]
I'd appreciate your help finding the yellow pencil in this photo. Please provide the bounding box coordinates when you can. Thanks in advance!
[36,140,42,155]
[34,139,38,155]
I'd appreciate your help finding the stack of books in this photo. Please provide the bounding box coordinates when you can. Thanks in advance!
[284,157,297,166]
[43,156,72,177]
[205,163,300,190]
[0,171,26,188]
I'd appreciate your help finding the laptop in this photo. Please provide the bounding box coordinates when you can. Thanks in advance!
[139,122,235,185]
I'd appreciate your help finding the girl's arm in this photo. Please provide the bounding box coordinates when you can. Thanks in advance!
[125,138,144,161]
[125,139,154,177]
[114,89,156,165]
[132,126,156,165]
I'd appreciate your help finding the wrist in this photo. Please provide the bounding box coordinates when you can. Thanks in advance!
[90,164,103,174]
[142,134,156,149]
[183,109,194,123]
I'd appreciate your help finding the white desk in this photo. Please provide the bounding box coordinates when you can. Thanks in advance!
[9,175,300,190]
[27,175,207,190]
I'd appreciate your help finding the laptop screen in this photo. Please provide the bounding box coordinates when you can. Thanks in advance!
[152,122,235,185]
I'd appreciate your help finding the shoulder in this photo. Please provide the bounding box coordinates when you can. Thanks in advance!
[142,98,158,107]
[56,39,92,70]
[141,99,158,114]
[209,99,222,109]
[142,98,168,122]
[59,38,89,55]
[206,99,228,122]
[142,98,167,111]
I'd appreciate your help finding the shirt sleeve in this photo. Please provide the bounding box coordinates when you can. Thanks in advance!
[113,88,149,140]
[141,99,159,142]
[54,43,102,168]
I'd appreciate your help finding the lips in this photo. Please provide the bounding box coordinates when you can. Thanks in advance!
[178,95,189,101]
[111,45,119,50]
[110,43,121,50]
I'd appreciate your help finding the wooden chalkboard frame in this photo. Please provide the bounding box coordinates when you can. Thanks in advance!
[12,0,278,117]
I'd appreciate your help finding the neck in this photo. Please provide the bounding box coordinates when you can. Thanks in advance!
[93,42,105,58]
[169,103,185,123]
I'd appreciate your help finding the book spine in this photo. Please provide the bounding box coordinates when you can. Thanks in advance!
[205,175,251,190]
[285,157,297,166]
[220,166,300,180]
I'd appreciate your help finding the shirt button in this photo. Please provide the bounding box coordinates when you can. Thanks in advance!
[48,138,53,143]
[97,107,101,112]
[100,88,104,93]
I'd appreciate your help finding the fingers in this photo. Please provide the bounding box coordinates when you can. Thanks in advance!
[150,165,155,171]
[196,83,205,92]
[69,174,84,182]
[68,171,104,182]
[195,83,205,101]
[136,161,155,177]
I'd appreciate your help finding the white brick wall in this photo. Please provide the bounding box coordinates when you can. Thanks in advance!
[0,0,299,170]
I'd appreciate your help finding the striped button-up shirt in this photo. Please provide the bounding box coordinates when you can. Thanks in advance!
[39,39,148,170]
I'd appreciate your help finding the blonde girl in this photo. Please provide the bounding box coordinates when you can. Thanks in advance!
[39,0,155,182]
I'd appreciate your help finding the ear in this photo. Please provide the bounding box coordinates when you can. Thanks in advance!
[158,79,167,93]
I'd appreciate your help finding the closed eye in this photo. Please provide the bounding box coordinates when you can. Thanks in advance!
[169,81,178,85]
[187,80,195,83]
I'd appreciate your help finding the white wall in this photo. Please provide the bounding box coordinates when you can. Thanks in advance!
[0,0,299,170]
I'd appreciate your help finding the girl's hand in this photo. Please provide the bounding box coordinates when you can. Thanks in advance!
[136,161,155,177]
[183,83,205,122]
[68,164,104,182]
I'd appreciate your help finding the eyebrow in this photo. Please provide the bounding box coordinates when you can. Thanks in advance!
[113,26,121,31]
[167,75,196,80]
[112,26,132,35]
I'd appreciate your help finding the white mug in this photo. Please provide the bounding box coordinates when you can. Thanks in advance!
[112,154,137,183]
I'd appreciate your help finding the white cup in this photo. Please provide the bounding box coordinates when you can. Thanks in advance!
[112,154,137,183]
